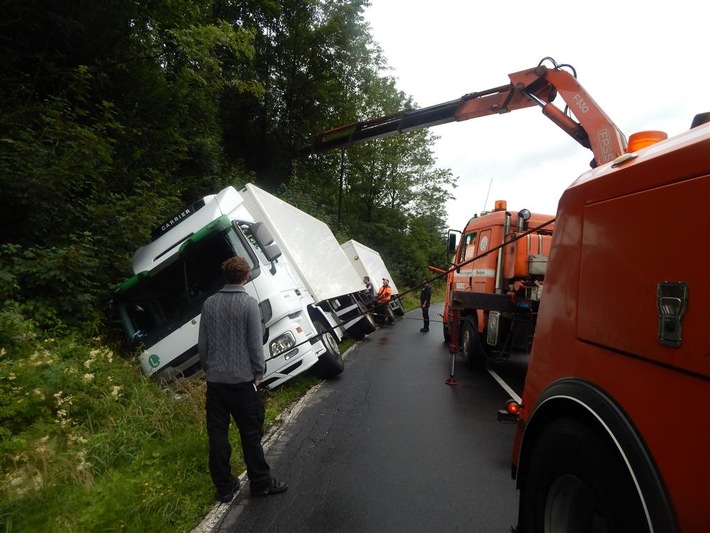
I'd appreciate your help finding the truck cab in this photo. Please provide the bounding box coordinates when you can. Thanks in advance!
[113,186,364,389]
[441,202,554,368]
[509,117,710,533]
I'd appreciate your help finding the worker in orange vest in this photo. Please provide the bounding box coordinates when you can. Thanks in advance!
[375,278,394,326]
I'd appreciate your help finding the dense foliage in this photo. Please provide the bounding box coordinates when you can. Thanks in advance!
[1,0,455,334]
[1,1,455,529]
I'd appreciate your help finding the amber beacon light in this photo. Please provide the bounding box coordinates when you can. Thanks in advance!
[627,130,668,152]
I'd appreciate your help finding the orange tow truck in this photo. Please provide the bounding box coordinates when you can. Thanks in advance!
[300,57,710,532]
[429,200,554,369]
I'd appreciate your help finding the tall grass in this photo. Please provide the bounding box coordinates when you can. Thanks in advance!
[0,310,318,532]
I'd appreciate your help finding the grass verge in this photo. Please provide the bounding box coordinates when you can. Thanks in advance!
[0,315,321,532]
[0,285,437,532]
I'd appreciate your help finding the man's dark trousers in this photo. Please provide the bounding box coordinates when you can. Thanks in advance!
[206,382,271,494]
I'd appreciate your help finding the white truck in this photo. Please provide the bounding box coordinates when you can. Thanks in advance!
[112,184,376,389]
[341,239,404,317]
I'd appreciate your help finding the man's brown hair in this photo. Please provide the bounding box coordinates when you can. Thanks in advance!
[221,256,251,284]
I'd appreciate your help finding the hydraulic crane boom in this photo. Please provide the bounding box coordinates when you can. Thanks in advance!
[298,59,627,168]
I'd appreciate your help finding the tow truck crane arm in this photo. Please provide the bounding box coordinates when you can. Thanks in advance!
[298,58,627,167]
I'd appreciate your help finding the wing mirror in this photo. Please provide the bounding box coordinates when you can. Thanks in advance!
[251,222,282,262]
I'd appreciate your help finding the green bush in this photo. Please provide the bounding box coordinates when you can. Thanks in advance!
[0,241,106,334]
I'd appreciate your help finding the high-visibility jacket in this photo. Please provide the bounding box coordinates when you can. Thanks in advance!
[376,284,392,303]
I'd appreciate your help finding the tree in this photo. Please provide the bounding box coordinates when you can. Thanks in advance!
[0,0,260,329]
[0,0,455,331]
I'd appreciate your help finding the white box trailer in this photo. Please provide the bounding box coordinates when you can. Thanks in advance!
[241,184,362,304]
[239,184,376,339]
[341,239,404,316]
[112,185,375,389]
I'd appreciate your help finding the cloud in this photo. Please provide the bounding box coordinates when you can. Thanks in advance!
[364,0,710,229]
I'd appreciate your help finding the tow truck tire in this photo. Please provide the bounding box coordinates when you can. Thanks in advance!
[519,418,649,533]
[443,322,450,344]
[311,321,345,378]
[461,318,485,369]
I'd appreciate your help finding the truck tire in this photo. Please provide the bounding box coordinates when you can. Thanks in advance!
[518,418,649,533]
[443,322,450,343]
[347,312,377,340]
[390,299,405,317]
[311,321,345,378]
[461,317,485,369]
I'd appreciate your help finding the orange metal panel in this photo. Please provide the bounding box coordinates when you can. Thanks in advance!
[578,175,710,376]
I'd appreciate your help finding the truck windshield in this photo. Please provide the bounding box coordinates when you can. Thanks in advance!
[114,221,260,344]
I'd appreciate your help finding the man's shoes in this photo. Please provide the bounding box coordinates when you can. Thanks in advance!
[217,478,240,503]
[251,478,288,497]
[420,327,429,332]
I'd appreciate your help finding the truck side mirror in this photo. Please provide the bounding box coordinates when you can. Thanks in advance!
[252,221,275,246]
[448,233,457,255]
[263,243,282,262]
[251,222,282,261]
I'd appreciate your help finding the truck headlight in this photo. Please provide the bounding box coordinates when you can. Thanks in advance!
[270,331,296,358]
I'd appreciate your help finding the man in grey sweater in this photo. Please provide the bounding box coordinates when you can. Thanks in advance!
[199,256,287,502]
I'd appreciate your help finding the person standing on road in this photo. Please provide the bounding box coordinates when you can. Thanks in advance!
[420,278,431,332]
[198,256,288,503]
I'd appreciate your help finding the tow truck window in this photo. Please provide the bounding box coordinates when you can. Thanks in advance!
[463,232,477,262]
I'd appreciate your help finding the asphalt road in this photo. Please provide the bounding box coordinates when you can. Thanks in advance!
[195,304,526,533]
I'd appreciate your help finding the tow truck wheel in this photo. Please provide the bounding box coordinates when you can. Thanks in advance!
[519,418,649,533]
[461,318,485,369]
[311,321,345,378]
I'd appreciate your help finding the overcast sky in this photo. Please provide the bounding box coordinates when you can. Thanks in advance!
[363,0,710,230]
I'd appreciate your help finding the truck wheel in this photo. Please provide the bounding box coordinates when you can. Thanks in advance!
[443,323,450,343]
[347,312,377,340]
[461,318,485,369]
[391,300,405,317]
[519,418,649,533]
[311,321,345,378]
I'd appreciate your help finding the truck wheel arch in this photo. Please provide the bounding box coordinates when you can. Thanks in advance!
[515,379,678,533]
